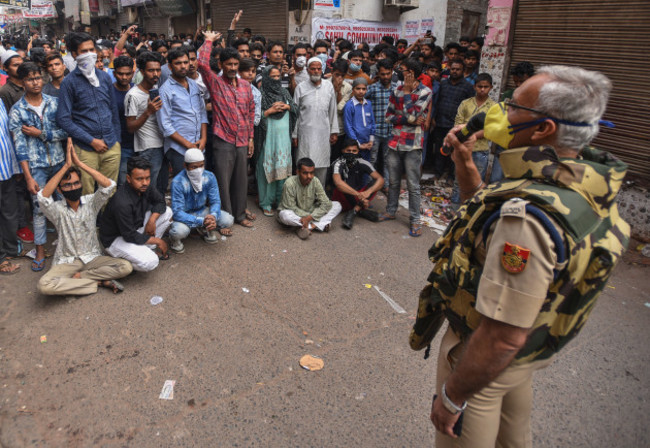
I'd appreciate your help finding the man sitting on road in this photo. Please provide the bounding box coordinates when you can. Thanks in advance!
[277,157,342,239]
[169,148,234,253]
[332,139,384,230]
[99,157,172,272]
[37,145,132,296]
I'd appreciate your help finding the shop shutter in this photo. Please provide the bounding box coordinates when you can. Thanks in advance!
[141,4,169,36]
[508,0,650,178]
[210,0,288,44]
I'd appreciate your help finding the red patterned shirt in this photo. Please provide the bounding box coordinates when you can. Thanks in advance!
[198,40,255,146]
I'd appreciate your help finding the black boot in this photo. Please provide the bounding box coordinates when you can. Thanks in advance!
[342,209,357,229]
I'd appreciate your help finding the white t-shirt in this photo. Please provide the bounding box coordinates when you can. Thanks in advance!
[124,85,164,152]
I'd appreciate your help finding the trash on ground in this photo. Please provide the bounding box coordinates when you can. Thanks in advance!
[364,283,372,288]
[644,302,650,309]
[242,287,250,293]
[606,285,615,289]
[642,245,650,257]
[221,235,227,241]
[159,380,175,400]
[25,248,36,260]
[299,355,324,371]
[373,285,407,314]
[305,339,314,344]
[282,249,288,253]
[150,296,163,305]
[40,335,47,343]
[355,392,367,401]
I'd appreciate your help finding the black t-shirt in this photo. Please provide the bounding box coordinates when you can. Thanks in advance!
[332,157,375,190]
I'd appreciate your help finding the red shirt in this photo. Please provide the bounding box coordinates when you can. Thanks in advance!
[198,40,255,146]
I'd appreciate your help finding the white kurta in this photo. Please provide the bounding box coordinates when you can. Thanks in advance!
[292,80,339,168]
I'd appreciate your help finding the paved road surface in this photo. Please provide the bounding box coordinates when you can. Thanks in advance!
[0,197,648,447]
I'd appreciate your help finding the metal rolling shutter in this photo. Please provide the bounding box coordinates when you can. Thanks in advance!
[210,0,288,44]
[508,0,650,178]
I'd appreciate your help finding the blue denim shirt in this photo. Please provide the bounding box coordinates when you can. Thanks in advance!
[9,94,67,169]
[56,68,121,152]
[157,76,208,156]
[171,169,222,228]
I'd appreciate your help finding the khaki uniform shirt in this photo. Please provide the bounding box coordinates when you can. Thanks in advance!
[474,198,559,329]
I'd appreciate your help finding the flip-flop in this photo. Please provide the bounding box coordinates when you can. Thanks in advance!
[238,219,254,228]
[378,212,396,222]
[409,222,422,237]
[218,228,233,236]
[31,257,46,272]
[100,279,124,294]
[262,209,274,217]
[245,210,257,221]
[0,260,20,275]
[157,251,170,261]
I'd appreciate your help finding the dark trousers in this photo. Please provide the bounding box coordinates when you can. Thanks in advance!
[213,137,248,222]
[432,126,454,178]
[0,177,19,260]
[15,175,28,228]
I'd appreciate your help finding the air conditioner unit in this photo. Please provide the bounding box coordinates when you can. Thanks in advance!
[384,0,419,7]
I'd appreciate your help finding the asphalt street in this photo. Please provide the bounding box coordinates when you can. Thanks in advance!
[0,195,648,447]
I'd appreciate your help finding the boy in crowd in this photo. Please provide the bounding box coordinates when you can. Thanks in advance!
[332,140,384,230]
[9,62,68,272]
[343,77,375,165]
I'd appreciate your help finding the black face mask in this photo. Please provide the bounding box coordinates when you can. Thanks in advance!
[396,69,404,81]
[343,152,357,164]
[61,187,82,202]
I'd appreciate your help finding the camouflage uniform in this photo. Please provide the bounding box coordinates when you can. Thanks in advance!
[411,145,630,447]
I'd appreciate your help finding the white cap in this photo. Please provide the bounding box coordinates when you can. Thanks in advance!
[1,50,19,66]
[184,148,204,163]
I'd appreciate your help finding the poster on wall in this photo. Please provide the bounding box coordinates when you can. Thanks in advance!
[0,0,30,8]
[420,18,434,35]
[479,46,507,101]
[22,0,55,19]
[486,7,511,46]
[403,20,419,43]
[311,17,400,47]
[314,0,340,11]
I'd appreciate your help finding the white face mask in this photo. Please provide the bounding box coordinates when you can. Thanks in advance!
[295,56,306,68]
[187,167,204,193]
[76,52,99,87]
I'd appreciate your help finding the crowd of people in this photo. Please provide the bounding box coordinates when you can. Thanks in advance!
[0,10,525,293]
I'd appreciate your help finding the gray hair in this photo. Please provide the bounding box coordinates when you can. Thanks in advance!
[535,65,612,151]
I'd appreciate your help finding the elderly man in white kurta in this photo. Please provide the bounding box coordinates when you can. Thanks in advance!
[291,57,339,186]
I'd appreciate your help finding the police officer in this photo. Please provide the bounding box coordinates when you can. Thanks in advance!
[411,65,629,447]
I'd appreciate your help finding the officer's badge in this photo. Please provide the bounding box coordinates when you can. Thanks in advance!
[501,242,530,274]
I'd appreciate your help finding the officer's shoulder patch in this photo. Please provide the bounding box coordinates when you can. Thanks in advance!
[500,198,528,219]
[501,242,530,274]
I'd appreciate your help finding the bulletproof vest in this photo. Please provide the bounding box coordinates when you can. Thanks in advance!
[410,145,630,365]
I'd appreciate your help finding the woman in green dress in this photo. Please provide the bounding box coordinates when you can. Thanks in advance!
[257,66,299,216]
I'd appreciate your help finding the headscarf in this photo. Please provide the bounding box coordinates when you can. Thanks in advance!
[260,65,297,133]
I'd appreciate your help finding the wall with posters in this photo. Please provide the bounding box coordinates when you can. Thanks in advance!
[478,0,513,101]
[311,16,400,47]
[399,0,448,45]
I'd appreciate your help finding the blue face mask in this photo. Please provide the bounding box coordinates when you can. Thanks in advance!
[350,62,361,72]
[316,53,328,72]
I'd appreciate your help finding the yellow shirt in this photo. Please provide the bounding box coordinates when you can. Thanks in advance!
[454,96,496,152]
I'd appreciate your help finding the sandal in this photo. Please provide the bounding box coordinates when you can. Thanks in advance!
[262,209,274,217]
[245,210,257,221]
[238,219,254,228]
[31,257,46,272]
[100,279,124,294]
[156,250,170,261]
[378,212,396,222]
[409,222,422,237]
[0,260,20,275]
[218,227,233,236]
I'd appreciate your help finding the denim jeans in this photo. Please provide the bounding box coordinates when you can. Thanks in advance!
[139,147,164,193]
[371,136,390,186]
[169,207,235,242]
[451,150,505,206]
[30,162,64,246]
[118,147,135,186]
[386,148,422,223]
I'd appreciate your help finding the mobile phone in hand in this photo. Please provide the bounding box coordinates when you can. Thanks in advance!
[149,88,159,101]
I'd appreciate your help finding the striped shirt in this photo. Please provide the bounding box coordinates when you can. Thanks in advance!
[0,102,19,181]
[365,81,393,139]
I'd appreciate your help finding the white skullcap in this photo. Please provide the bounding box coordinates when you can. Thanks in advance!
[307,57,323,68]
[184,148,204,163]
[1,50,19,66]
